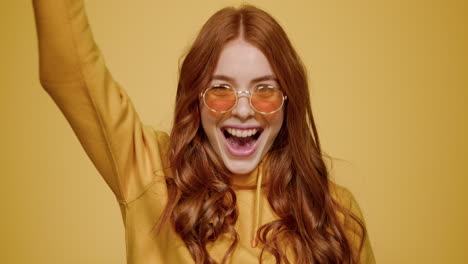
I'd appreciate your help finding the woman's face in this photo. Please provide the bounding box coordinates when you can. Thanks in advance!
[200,39,284,176]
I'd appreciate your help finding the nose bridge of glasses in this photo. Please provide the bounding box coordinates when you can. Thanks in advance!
[231,89,253,114]
[234,90,252,108]
[235,90,254,111]
[236,90,252,98]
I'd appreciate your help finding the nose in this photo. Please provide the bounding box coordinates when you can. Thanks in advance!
[231,94,255,120]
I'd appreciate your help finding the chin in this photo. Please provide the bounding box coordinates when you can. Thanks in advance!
[221,154,263,175]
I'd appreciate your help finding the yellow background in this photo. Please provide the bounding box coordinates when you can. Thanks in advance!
[1,0,467,263]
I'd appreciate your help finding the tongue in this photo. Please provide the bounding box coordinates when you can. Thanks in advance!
[228,136,255,150]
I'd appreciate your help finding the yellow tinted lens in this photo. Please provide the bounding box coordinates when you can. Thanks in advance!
[251,86,283,113]
[204,86,236,112]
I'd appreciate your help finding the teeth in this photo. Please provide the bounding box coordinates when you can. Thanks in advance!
[226,128,259,138]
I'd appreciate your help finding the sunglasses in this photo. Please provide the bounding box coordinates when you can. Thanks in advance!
[201,84,287,114]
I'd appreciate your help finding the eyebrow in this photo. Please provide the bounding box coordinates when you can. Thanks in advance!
[211,74,278,85]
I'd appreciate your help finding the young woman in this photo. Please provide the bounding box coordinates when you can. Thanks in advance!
[33,0,375,263]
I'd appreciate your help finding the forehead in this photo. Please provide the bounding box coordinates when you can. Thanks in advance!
[212,39,275,84]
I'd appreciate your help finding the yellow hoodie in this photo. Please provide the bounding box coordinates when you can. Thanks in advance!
[32,0,376,263]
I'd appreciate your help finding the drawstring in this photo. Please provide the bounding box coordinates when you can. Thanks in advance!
[251,164,263,248]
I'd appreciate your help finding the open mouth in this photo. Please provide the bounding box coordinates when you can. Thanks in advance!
[222,127,263,157]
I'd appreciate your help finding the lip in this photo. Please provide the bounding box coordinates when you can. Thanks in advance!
[220,126,263,157]
[221,125,262,130]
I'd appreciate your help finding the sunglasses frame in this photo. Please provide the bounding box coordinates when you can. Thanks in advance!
[201,84,287,115]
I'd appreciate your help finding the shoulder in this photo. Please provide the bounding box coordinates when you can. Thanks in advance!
[329,181,363,220]
[143,125,170,151]
[152,128,170,145]
[328,180,366,235]
[329,181,377,263]
[148,127,174,178]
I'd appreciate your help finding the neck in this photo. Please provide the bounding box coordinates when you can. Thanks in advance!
[230,169,258,188]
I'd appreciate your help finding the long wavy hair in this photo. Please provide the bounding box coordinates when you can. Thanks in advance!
[157,5,366,264]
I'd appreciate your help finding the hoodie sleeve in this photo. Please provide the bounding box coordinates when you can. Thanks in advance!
[32,0,167,204]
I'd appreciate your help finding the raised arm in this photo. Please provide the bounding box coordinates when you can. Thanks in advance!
[32,0,166,203]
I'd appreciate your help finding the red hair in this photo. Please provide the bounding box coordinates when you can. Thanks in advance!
[157,5,366,263]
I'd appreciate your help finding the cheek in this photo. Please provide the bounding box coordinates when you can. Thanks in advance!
[262,110,284,131]
[262,111,281,122]
[200,106,225,132]
[201,102,223,117]
[207,110,224,119]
